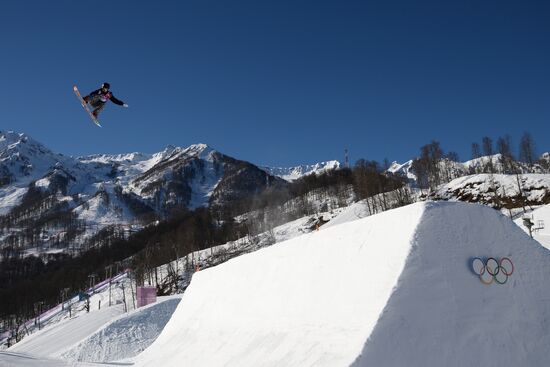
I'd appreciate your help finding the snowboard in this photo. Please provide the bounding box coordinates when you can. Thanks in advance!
[73,85,101,127]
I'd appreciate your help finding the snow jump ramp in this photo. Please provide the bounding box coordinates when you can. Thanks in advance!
[136,202,550,367]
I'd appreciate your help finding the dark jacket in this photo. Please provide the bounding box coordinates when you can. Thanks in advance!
[85,89,125,106]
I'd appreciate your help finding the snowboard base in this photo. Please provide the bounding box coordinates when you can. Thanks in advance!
[73,85,102,127]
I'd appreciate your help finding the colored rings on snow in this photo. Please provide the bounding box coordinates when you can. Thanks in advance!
[500,257,514,276]
[472,257,514,285]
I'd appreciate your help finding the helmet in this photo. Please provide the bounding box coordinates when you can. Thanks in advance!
[101,82,110,90]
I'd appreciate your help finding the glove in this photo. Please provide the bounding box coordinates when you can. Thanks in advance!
[123,103,129,108]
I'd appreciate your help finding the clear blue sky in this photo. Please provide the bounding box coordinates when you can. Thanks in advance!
[1,0,549,167]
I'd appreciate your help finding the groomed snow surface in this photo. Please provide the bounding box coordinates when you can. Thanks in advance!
[1,296,180,366]
[136,201,550,367]
[61,296,181,363]
[3,201,550,366]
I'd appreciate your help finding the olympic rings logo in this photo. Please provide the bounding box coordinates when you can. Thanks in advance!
[472,257,514,285]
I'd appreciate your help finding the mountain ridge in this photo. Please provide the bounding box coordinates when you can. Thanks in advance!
[0,130,339,255]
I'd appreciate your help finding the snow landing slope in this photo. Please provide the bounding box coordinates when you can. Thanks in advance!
[3,296,180,366]
[136,202,550,367]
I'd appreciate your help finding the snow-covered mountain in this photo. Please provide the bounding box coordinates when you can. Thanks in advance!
[0,131,294,254]
[0,131,68,186]
[3,129,547,258]
[387,160,416,181]
[262,160,341,181]
[0,131,345,256]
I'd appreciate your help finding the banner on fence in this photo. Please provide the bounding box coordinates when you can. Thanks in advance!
[137,286,157,308]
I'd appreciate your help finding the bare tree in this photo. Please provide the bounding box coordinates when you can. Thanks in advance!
[411,141,444,192]
[470,142,482,174]
[519,131,536,166]
[423,141,444,189]
[481,136,494,173]
[446,151,460,162]
[443,151,461,182]
[471,142,481,160]
[496,135,514,173]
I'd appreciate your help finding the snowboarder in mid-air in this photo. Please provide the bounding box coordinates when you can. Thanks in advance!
[82,82,128,119]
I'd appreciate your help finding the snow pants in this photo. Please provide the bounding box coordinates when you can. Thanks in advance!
[88,95,106,116]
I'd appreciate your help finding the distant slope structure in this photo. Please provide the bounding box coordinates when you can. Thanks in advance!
[136,201,550,366]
